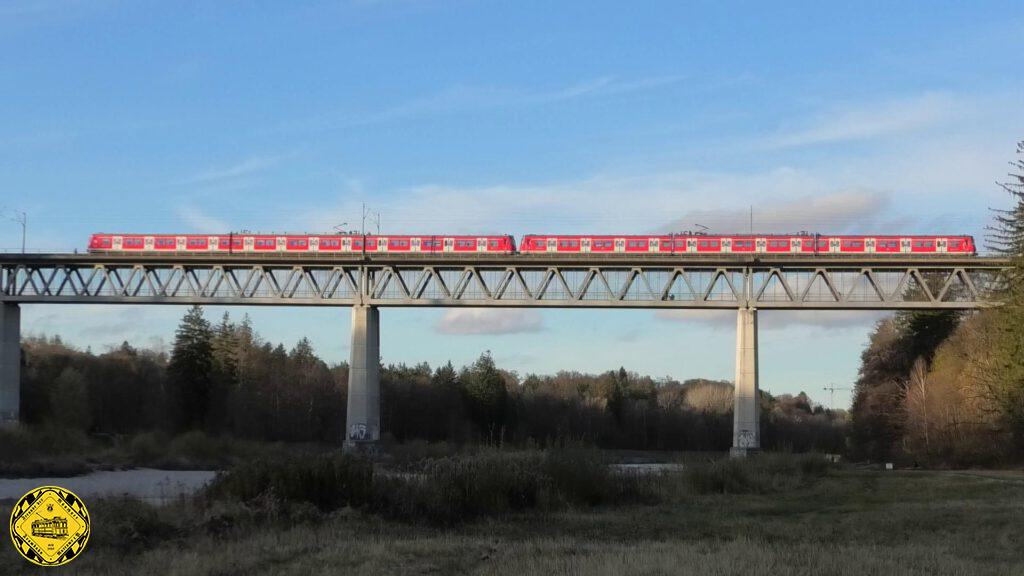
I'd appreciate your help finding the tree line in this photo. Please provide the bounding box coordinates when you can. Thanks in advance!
[850,141,1024,465]
[19,308,845,453]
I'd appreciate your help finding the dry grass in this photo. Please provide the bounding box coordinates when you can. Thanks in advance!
[3,468,1023,575]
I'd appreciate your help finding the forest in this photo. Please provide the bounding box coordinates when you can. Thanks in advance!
[850,142,1024,466]
[18,306,844,454]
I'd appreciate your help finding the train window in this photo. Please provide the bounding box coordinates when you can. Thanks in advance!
[124,238,143,247]
[489,240,500,247]
[949,240,962,248]
[288,239,307,247]
[627,240,640,248]
[842,241,863,248]
[457,240,472,247]
[593,240,611,248]
[914,241,934,248]
[423,240,440,248]
[816,240,829,248]
[699,241,708,247]
[188,239,204,246]
[675,240,685,247]
[769,240,786,248]
[156,238,174,247]
[661,241,673,248]
[353,241,363,248]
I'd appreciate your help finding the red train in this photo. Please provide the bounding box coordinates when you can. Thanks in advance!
[88,234,516,254]
[87,233,976,255]
[518,234,975,254]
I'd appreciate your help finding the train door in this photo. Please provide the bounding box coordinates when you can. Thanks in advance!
[476,237,487,252]
[755,238,767,253]
[646,238,658,252]
[937,238,948,253]
[377,237,388,252]
[547,238,558,252]
[900,238,911,253]
[581,238,592,253]
[244,237,254,252]
[865,238,876,254]
[614,238,625,253]
[722,238,732,252]
[686,238,697,253]
[443,238,454,253]
[411,238,422,252]
[309,237,320,252]
[112,236,123,250]
[790,238,801,253]
[342,237,352,252]
[176,236,187,251]
[274,237,284,252]
[145,236,155,250]
[829,238,840,253]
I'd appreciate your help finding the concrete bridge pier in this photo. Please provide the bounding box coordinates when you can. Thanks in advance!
[731,306,760,457]
[0,303,20,425]
[344,305,380,450]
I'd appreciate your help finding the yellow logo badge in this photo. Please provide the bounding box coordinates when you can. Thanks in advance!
[9,486,90,566]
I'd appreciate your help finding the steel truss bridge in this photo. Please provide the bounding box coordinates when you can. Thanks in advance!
[0,254,1008,309]
[0,253,1011,456]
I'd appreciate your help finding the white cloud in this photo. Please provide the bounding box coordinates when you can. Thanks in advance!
[766,92,956,148]
[178,206,229,233]
[655,309,888,331]
[178,153,290,186]
[306,168,906,238]
[285,74,687,132]
[434,308,544,335]
[658,190,893,234]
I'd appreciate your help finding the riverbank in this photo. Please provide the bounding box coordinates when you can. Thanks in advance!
[2,459,1021,575]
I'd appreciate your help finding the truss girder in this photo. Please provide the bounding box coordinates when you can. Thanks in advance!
[0,261,1005,309]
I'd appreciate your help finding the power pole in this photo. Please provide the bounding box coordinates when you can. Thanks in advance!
[2,208,26,253]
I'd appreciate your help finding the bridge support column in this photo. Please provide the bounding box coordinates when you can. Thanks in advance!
[0,303,20,425]
[731,306,759,457]
[344,305,380,450]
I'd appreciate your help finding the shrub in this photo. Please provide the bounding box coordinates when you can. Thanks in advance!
[89,497,179,554]
[205,453,374,512]
[128,431,167,466]
[387,450,544,523]
[684,453,831,494]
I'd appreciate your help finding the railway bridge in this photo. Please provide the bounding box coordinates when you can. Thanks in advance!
[0,252,1009,455]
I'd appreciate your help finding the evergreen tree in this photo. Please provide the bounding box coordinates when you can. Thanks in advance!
[167,305,214,430]
[461,351,508,442]
[208,312,238,432]
[432,361,459,390]
[986,141,1024,264]
[983,141,1024,444]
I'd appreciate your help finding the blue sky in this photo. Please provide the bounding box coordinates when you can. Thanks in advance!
[2,1,1022,408]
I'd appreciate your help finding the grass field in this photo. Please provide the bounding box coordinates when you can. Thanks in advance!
[3,462,1022,576]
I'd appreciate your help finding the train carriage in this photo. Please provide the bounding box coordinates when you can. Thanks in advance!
[516,234,975,255]
[88,233,516,255]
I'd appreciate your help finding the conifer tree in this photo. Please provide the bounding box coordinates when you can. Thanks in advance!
[983,141,1024,443]
[167,305,214,430]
